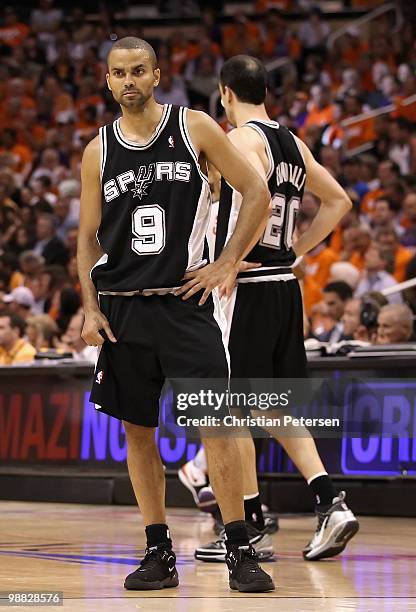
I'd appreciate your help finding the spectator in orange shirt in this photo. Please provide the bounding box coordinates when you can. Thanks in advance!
[343,225,372,271]
[298,216,339,288]
[0,8,29,48]
[304,85,335,130]
[0,129,33,180]
[375,227,413,283]
[361,187,385,215]
[302,274,322,319]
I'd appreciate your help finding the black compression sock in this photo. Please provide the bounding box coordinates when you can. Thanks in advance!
[244,494,265,529]
[145,523,172,548]
[224,520,249,547]
[309,474,336,507]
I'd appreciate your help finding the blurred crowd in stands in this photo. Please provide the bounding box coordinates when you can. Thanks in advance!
[0,0,415,364]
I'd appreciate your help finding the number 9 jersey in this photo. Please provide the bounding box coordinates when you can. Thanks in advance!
[215,120,306,275]
[91,104,211,293]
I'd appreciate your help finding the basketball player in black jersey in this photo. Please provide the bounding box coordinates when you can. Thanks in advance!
[77,39,275,592]
[181,56,359,563]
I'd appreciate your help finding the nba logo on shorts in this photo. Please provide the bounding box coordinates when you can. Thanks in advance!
[95,370,104,384]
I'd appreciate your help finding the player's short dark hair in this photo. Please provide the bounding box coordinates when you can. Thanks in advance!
[108,37,157,69]
[323,281,353,302]
[220,55,268,105]
[0,310,26,337]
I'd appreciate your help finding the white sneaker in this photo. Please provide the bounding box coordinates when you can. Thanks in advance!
[303,491,359,561]
[178,460,208,506]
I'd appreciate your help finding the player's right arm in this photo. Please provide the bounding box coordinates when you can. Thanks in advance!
[77,136,116,346]
[292,136,352,257]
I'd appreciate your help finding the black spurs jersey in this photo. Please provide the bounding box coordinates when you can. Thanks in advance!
[91,105,211,292]
[215,120,306,272]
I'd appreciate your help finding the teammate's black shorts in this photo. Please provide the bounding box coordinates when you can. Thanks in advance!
[227,279,307,378]
[90,292,229,427]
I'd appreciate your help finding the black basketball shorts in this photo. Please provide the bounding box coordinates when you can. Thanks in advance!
[90,292,229,427]
[225,278,308,379]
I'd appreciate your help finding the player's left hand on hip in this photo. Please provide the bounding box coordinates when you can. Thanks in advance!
[218,260,261,298]
[175,261,236,305]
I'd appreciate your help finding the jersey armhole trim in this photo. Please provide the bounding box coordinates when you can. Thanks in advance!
[244,122,274,181]
[290,131,306,165]
[179,107,209,184]
[99,126,107,183]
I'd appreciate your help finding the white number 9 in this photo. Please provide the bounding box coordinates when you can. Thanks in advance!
[131,204,166,255]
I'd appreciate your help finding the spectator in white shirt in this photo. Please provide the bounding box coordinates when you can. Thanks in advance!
[355,243,402,304]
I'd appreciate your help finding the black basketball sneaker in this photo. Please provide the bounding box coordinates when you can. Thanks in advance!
[124,544,179,590]
[226,543,275,592]
[303,491,359,561]
[195,521,275,562]
[213,511,279,536]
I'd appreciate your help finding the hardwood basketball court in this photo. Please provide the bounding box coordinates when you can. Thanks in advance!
[1,501,416,610]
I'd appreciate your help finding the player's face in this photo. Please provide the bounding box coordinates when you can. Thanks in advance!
[107,49,160,110]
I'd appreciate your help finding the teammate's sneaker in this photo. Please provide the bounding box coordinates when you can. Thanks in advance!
[303,491,359,561]
[226,543,275,592]
[197,485,218,513]
[213,512,279,536]
[124,545,179,590]
[195,521,274,562]
[178,459,208,505]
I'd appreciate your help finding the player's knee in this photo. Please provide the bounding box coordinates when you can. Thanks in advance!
[123,420,156,442]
